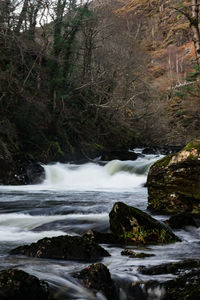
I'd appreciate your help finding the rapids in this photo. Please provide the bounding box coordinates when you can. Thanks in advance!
[1,151,200,299]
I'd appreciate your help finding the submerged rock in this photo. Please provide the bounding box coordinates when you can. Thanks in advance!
[165,213,198,229]
[74,263,119,300]
[0,269,49,300]
[147,140,200,213]
[121,249,155,258]
[10,235,110,262]
[109,202,179,244]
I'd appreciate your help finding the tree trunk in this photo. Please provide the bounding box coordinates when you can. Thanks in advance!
[191,0,200,68]
[15,0,29,34]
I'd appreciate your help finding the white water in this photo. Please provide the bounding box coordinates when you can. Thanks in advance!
[0,155,158,192]
[0,153,200,299]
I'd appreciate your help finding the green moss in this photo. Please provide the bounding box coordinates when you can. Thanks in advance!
[154,154,174,167]
[50,141,64,156]
[184,140,200,152]
[121,227,176,244]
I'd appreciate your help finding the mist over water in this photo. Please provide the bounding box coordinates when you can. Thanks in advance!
[0,153,200,299]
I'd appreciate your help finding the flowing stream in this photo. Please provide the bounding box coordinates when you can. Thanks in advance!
[1,151,200,299]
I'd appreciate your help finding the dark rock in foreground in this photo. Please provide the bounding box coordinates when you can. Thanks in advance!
[109,202,180,244]
[0,269,49,300]
[145,269,200,300]
[138,259,200,275]
[74,263,119,300]
[147,140,200,214]
[10,235,110,262]
[165,213,198,229]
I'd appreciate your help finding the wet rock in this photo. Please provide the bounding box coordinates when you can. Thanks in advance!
[142,146,181,156]
[74,263,119,300]
[82,229,122,244]
[162,269,200,299]
[109,202,180,245]
[15,160,45,184]
[147,140,200,214]
[138,259,200,275]
[144,269,200,300]
[0,158,19,185]
[0,158,45,185]
[165,213,198,229]
[121,249,155,258]
[10,235,110,262]
[0,269,49,300]
[25,161,45,184]
[101,150,138,161]
[142,147,159,155]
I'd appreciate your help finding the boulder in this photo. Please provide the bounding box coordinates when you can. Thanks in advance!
[74,263,119,300]
[0,158,45,185]
[109,202,179,244]
[147,140,200,213]
[10,235,110,262]
[165,213,198,229]
[0,269,49,300]
[144,269,200,300]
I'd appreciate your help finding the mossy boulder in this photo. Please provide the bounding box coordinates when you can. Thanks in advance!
[147,140,200,214]
[74,263,119,300]
[10,235,110,262]
[0,269,49,300]
[109,202,179,244]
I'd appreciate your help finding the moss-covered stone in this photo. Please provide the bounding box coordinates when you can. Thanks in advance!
[184,140,200,152]
[10,235,110,262]
[109,202,179,245]
[0,269,49,300]
[74,263,119,300]
[144,268,200,300]
[147,140,200,214]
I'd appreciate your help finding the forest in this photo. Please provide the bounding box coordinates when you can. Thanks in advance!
[0,0,200,163]
[1,1,200,300]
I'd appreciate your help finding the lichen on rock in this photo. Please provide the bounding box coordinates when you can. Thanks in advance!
[147,140,200,214]
[10,235,110,262]
[109,202,179,245]
[74,263,119,300]
[0,269,49,300]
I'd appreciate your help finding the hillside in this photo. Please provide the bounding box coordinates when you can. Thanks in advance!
[117,0,200,145]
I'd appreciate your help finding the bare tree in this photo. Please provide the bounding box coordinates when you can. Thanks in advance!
[171,0,200,69]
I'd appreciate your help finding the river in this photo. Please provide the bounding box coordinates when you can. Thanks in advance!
[0,151,200,299]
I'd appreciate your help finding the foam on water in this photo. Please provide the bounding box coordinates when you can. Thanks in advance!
[41,155,160,191]
[0,155,160,192]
